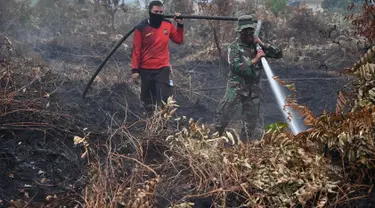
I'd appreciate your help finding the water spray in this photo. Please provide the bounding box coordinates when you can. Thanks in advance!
[253,20,304,135]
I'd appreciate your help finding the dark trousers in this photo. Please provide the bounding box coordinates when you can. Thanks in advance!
[139,66,171,115]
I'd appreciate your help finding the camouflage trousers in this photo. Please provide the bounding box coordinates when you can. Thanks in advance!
[215,74,261,141]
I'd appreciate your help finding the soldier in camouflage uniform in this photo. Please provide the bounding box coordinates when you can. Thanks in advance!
[215,15,283,140]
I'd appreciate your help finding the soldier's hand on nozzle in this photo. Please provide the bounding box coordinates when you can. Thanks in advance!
[252,50,265,63]
[132,73,140,84]
[174,12,183,24]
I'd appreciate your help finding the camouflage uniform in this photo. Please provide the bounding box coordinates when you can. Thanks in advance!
[215,15,282,140]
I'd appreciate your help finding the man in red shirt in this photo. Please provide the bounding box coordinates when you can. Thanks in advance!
[131,0,184,116]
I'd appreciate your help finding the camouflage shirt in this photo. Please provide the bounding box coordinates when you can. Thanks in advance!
[228,38,282,82]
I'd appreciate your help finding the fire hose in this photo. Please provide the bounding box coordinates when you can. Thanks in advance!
[82,14,257,99]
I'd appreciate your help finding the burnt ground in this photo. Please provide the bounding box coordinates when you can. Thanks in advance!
[0,67,145,206]
[0,130,83,205]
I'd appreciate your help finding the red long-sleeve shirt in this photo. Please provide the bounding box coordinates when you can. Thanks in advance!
[131,19,184,72]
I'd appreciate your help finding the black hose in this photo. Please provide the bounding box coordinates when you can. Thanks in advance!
[82,14,252,99]
[163,14,252,21]
[82,26,135,99]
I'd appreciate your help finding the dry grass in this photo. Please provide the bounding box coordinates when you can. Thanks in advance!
[79,97,180,208]
[81,138,160,208]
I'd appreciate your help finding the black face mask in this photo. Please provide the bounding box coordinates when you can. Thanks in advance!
[240,29,254,44]
[149,12,164,28]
